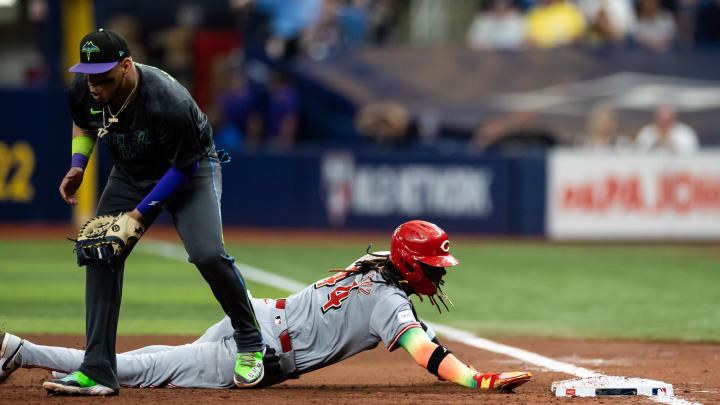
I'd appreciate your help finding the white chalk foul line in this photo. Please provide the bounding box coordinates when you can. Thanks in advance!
[139,239,701,405]
[138,239,307,293]
[425,323,600,378]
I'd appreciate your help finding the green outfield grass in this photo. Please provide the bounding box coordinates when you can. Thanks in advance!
[0,238,718,342]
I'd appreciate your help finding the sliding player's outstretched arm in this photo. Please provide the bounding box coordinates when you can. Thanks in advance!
[397,327,531,391]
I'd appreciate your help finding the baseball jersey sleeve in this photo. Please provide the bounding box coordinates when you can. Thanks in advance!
[152,100,208,168]
[67,74,94,131]
[369,292,421,352]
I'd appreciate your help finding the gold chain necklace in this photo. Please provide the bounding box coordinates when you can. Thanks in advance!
[98,73,138,138]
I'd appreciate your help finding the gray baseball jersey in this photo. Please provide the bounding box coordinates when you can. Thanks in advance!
[287,253,421,374]
[17,254,428,388]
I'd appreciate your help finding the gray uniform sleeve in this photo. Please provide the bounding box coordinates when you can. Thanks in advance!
[369,293,421,352]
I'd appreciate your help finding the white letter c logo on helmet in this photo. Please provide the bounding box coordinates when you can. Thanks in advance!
[440,240,450,253]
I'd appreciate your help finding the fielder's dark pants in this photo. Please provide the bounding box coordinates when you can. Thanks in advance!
[79,157,263,391]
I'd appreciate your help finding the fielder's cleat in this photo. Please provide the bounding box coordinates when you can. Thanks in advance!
[233,348,265,388]
[0,333,23,384]
[42,371,116,396]
[476,371,532,392]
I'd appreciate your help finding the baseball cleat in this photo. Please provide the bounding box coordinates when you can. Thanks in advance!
[0,332,23,384]
[43,371,116,396]
[233,348,265,388]
[476,371,532,392]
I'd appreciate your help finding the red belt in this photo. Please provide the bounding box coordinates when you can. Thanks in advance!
[275,299,292,353]
[275,298,286,310]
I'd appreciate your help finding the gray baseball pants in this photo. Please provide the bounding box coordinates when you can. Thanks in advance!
[22,299,294,388]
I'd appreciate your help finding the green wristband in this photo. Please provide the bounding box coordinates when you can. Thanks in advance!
[71,136,96,157]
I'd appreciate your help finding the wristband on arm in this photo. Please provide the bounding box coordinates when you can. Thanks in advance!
[136,161,199,215]
[71,136,96,170]
[426,345,452,377]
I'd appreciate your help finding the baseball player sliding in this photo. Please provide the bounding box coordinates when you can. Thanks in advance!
[0,221,531,393]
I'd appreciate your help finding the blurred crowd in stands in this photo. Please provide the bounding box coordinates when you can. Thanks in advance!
[466,0,720,51]
[207,0,710,153]
[1,0,716,154]
[225,0,720,61]
[470,103,699,155]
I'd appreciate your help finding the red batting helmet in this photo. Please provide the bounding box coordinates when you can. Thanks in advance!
[389,220,459,295]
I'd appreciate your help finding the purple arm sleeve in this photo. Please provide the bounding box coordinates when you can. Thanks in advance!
[136,161,199,215]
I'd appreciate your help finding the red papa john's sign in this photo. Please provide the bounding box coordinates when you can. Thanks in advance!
[560,172,720,214]
[548,151,720,239]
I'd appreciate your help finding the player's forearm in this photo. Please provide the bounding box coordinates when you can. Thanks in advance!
[398,327,477,389]
[71,123,97,170]
[135,161,199,216]
[437,353,477,388]
[418,320,440,345]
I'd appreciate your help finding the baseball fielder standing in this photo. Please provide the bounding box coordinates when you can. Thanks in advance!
[1,221,531,393]
[52,29,264,395]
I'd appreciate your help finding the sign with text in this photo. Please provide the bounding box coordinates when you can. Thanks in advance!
[321,152,506,232]
[548,150,720,239]
[220,151,544,234]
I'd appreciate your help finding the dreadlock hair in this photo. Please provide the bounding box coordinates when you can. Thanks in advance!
[328,244,454,313]
[328,245,406,289]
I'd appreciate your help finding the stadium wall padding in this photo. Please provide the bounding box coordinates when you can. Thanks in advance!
[0,89,72,222]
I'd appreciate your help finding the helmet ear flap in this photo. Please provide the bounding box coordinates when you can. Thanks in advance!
[406,261,423,282]
[402,251,422,282]
[397,249,419,282]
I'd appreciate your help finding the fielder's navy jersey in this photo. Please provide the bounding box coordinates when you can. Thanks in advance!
[68,63,214,187]
[285,253,421,374]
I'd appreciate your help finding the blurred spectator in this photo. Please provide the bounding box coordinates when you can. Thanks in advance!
[498,110,560,148]
[577,0,636,45]
[633,0,677,51]
[675,0,698,47]
[231,0,273,60]
[466,0,526,50]
[267,68,300,149]
[472,111,560,152]
[302,0,343,60]
[215,62,264,151]
[525,0,586,48]
[106,14,149,64]
[148,5,204,88]
[355,101,410,145]
[417,108,441,146]
[635,104,699,155]
[471,116,507,151]
[578,104,632,149]
[338,0,371,47]
[368,0,399,45]
[232,0,324,60]
[695,0,720,46]
[515,0,538,11]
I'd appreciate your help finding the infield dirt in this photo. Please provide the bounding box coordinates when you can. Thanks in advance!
[1,334,717,404]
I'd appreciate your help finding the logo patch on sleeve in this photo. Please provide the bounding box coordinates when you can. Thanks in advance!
[397,309,415,324]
